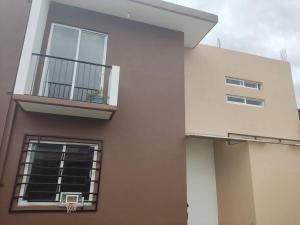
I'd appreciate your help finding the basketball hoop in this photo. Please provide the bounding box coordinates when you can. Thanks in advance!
[59,192,83,213]
[65,202,77,213]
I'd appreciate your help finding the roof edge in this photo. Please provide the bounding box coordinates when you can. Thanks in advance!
[130,0,218,23]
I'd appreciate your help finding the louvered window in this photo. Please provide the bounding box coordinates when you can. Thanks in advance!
[10,136,102,212]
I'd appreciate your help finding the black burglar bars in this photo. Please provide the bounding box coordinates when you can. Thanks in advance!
[29,53,112,103]
[10,136,103,212]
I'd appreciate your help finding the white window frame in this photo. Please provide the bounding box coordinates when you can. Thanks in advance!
[39,23,108,100]
[225,77,262,90]
[226,95,264,108]
[18,140,98,206]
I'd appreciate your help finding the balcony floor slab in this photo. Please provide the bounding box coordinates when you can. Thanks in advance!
[13,94,116,120]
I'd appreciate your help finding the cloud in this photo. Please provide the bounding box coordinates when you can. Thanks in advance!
[167,0,300,106]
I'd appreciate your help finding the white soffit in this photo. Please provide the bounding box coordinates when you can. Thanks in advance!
[54,0,218,48]
[19,102,112,119]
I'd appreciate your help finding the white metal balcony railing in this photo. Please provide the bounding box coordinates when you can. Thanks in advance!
[25,53,119,106]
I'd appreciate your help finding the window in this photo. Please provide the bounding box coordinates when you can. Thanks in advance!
[225,78,243,86]
[244,81,260,89]
[227,95,264,107]
[39,23,108,101]
[225,77,262,90]
[11,136,102,212]
[227,95,245,104]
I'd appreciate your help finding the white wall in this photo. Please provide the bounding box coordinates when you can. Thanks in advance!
[186,137,219,225]
[107,65,120,106]
[14,0,50,95]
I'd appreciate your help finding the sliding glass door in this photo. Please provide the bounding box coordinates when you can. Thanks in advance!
[74,30,107,101]
[40,23,107,101]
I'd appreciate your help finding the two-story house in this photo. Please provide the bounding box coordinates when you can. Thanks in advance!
[0,1,300,225]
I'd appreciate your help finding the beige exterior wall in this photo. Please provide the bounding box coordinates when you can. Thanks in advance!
[249,142,300,225]
[185,44,300,140]
[214,140,256,225]
[214,139,300,225]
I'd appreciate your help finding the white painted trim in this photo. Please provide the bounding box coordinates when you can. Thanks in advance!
[27,139,98,147]
[14,0,50,95]
[99,34,108,95]
[107,66,120,106]
[18,143,34,206]
[38,23,55,97]
[56,145,66,201]
[89,145,98,203]
[70,27,82,100]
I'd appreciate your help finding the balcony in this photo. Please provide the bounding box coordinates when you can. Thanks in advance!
[13,0,217,119]
[14,53,120,120]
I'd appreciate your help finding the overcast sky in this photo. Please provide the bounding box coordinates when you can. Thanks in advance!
[167,0,300,107]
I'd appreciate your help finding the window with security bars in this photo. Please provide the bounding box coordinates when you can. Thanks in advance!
[10,136,102,212]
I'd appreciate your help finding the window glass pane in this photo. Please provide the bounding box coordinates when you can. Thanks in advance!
[244,81,258,89]
[75,31,107,101]
[246,98,263,106]
[50,25,79,59]
[227,96,245,103]
[45,25,79,99]
[61,145,95,200]
[25,143,63,202]
[78,31,106,64]
[226,78,242,86]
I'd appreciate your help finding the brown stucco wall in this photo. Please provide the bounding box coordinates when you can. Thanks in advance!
[185,45,300,140]
[0,0,31,179]
[0,2,186,225]
[214,140,256,225]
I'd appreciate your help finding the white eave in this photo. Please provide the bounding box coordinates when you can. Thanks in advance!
[54,0,218,48]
